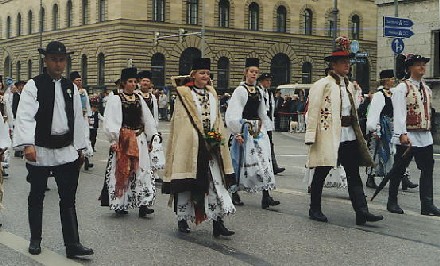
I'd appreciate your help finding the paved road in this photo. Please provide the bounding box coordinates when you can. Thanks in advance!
[1,122,439,266]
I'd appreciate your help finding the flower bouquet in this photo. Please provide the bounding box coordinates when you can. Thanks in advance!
[204,128,224,148]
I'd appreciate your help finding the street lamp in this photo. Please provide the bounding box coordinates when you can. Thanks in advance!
[39,0,43,74]
[332,0,339,50]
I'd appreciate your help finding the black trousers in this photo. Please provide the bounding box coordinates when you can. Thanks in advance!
[89,128,97,149]
[267,131,276,167]
[387,145,435,208]
[27,161,79,240]
[310,140,367,212]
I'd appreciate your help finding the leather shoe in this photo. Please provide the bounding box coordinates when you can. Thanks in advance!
[66,243,94,259]
[387,202,404,214]
[262,196,280,209]
[356,210,383,225]
[309,209,328,222]
[231,192,244,206]
[28,239,42,255]
[178,220,190,233]
[115,209,128,215]
[274,167,285,175]
[421,205,440,216]
[365,175,377,189]
[213,219,235,237]
[139,206,154,217]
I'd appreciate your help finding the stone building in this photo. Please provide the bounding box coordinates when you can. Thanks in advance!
[1,0,377,92]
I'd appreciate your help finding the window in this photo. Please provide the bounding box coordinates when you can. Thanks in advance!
[186,0,198,25]
[17,13,22,36]
[6,16,11,38]
[276,6,287,33]
[151,53,165,88]
[66,1,73,27]
[328,19,335,37]
[81,55,88,86]
[97,53,105,86]
[28,59,32,79]
[82,0,89,25]
[270,53,290,87]
[52,4,59,30]
[217,57,229,91]
[179,47,201,75]
[218,0,229,28]
[302,62,312,84]
[40,7,45,32]
[434,30,440,77]
[28,11,33,34]
[153,0,165,22]
[303,9,312,35]
[66,55,72,75]
[351,15,360,40]
[4,56,12,77]
[99,0,106,22]
[248,2,259,31]
[16,61,21,81]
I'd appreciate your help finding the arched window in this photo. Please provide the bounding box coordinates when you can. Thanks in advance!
[82,0,89,25]
[218,0,229,28]
[66,1,73,27]
[17,13,22,36]
[186,0,198,25]
[328,19,335,37]
[303,8,312,35]
[276,6,287,33]
[97,53,105,86]
[28,11,33,34]
[151,53,165,88]
[153,0,165,22]
[66,55,72,75]
[301,62,312,84]
[248,2,259,31]
[16,61,21,81]
[4,56,12,77]
[99,0,106,22]
[351,15,360,40]
[6,16,11,38]
[28,59,32,79]
[81,55,88,86]
[179,47,201,75]
[52,4,59,30]
[40,7,45,32]
[217,57,229,91]
[270,53,290,87]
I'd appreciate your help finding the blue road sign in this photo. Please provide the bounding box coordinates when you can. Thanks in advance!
[351,40,360,53]
[383,16,414,28]
[384,27,414,38]
[391,38,405,54]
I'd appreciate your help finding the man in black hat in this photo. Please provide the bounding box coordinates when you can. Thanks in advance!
[305,36,383,225]
[137,70,158,124]
[257,73,285,175]
[384,54,440,216]
[13,41,93,258]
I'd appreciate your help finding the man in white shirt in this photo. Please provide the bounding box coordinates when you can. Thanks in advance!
[13,41,94,258]
[386,54,440,216]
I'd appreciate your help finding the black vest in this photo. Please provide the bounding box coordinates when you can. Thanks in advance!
[34,74,75,149]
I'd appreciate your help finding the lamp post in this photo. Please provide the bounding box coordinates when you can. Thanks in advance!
[201,0,206,57]
[394,0,399,78]
[39,0,43,74]
[332,0,339,50]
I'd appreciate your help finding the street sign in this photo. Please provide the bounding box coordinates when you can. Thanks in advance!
[355,52,369,57]
[383,16,414,28]
[384,27,414,38]
[351,40,359,53]
[350,58,367,64]
[391,38,405,54]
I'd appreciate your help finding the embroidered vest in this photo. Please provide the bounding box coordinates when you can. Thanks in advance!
[404,80,431,132]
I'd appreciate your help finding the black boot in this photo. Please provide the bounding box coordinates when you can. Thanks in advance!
[261,190,280,209]
[309,167,329,222]
[308,208,328,222]
[365,174,377,189]
[272,151,285,175]
[349,186,383,225]
[421,205,440,216]
[115,209,128,215]
[213,218,235,237]
[402,171,418,190]
[178,220,190,233]
[231,192,244,206]
[84,158,90,171]
[60,207,94,259]
[419,165,439,216]
[387,200,404,214]
[28,201,43,255]
[28,239,42,255]
[139,206,154,217]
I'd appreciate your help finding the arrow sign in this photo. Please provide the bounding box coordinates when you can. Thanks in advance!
[351,40,360,53]
[383,16,414,28]
[384,27,414,38]
[391,38,405,54]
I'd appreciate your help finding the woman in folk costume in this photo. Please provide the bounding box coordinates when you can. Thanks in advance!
[226,58,280,209]
[0,111,11,228]
[103,67,160,217]
[163,58,235,236]
[305,36,383,225]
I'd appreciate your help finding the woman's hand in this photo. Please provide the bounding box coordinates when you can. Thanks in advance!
[24,145,37,162]
[110,143,118,152]
[235,134,244,145]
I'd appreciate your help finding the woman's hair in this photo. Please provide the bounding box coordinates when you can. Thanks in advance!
[242,66,259,81]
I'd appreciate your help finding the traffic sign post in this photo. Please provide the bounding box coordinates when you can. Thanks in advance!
[351,40,359,53]
[383,16,414,39]
[384,27,414,38]
[391,38,405,54]
[383,16,414,28]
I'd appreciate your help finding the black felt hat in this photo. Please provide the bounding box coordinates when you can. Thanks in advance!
[379,69,394,79]
[120,67,138,81]
[138,70,152,80]
[114,79,121,85]
[245,58,259,68]
[192,58,211,70]
[258,73,272,81]
[69,71,81,81]
[38,41,73,55]
[404,54,430,68]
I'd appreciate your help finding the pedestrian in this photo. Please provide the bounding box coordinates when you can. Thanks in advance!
[384,54,440,216]
[158,89,168,121]
[13,41,93,258]
[0,77,10,178]
[137,70,159,125]
[88,104,102,152]
[257,73,285,174]
[102,67,160,217]
[12,81,26,158]
[305,36,383,225]
[164,58,235,236]
[226,58,280,209]
[0,103,11,228]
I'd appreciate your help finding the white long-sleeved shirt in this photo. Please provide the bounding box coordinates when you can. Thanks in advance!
[340,82,357,143]
[0,116,11,150]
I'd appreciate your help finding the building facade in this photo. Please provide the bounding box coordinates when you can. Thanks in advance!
[1,0,377,92]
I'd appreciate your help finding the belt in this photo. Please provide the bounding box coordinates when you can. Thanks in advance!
[122,126,144,136]
[341,116,354,127]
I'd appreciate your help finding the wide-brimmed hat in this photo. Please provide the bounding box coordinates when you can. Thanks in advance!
[324,36,355,62]
[38,41,73,55]
[245,58,259,68]
[69,71,81,81]
[404,54,430,68]
[379,69,394,80]
[192,58,211,70]
[138,70,152,80]
[120,67,138,82]
[258,73,272,81]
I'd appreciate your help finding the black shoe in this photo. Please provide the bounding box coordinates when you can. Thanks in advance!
[356,210,384,225]
[402,175,418,190]
[387,202,404,214]
[308,209,328,222]
[178,220,190,233]
[84,158,90,171]
[88,163,94,168]
[115,209,128,215]
[213,219,235,237]
[2,171,8,177]
[262,196,280,209]
[155,178,163,183]
[28,239,42,255]
[421,205,440,216]
[66,243,94,259]
[139,206,154,217]
[366,175,377,189]
[274,167,286,175]
[231,192,244,206]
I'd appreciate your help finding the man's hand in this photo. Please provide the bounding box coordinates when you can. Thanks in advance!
[24,145,37,162]
[235,135,244,145]
[399,134,411,145]
[110,143,118,152]
[77,151,85,169]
